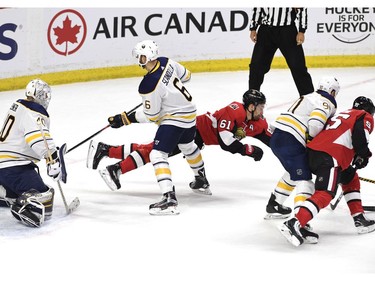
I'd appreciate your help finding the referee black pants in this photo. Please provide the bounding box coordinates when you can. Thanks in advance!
[248,25,314,96]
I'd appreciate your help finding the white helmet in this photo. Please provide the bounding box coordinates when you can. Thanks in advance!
[317,76,340,97]
[25,79,52,110]
[132,40,159,66]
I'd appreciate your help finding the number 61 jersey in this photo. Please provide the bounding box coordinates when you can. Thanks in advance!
[136,57,196,129]
[307,108,374,170]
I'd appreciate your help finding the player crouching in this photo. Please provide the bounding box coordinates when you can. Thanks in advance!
[0,79,63,227]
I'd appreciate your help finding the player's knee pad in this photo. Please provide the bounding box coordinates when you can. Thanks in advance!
[149,149,169,163]
[10,187,54,227]
[294,180,315,212]
[178,141,197,155]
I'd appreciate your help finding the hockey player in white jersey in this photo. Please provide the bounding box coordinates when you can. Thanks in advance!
[265,76,339,238]
[0,79,62,227]
[98,40,210,215]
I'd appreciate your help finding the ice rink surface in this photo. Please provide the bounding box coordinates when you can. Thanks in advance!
[1,67,375,279]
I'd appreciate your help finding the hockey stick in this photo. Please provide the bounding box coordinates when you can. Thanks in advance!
[359,177,375,212]
[330,191,343,210]
[330,165,361,210]
[66,102,142,154]
[330,175,373,211]
[363,206,375,212]
[66,124,110,154]
[37,118,80,214]
[359,176,375,184]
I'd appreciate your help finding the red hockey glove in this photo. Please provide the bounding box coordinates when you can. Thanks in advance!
[244,144,263,161]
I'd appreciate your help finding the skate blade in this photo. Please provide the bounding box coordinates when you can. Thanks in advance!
[149,206,180,216]
[357,224,375,234]
[302,236,318,244]
[86,140,96,169]
[99,169,118,191]
[191,187,212,196]
[279,224,303,247]
[264,213,291,220]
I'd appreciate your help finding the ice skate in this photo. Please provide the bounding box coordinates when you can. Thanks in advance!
[189,169,212,195]
[87,140,110,169]
[300,227,319,244]
[99,163,122,191]
[149,190,180,215]
[354,213,375,234]
[279,218,304,247]
[264,193,292,219]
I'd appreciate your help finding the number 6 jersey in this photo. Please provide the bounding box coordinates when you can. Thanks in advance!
[134,57,196,128]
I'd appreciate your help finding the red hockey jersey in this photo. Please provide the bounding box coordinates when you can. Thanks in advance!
[307,109,374,169]
[196,101,270,146]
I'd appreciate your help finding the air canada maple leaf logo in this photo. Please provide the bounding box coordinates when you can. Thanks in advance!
[47,9,87,56]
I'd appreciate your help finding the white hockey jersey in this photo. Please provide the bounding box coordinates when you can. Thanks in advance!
[273,91,337,146]
[134,57,196,128]
[0,99,57,169]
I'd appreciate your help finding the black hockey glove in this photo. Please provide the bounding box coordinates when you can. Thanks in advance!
[243,144,263,161]
[108,112,131,128]
[352,154,369,169]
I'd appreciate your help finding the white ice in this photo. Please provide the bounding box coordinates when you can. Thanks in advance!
[1,68,375,279]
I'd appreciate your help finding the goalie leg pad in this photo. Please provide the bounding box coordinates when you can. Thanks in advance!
[10,187,54,227]
[0,185,16,207]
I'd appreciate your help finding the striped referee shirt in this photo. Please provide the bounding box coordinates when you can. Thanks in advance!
[249,8,308,33]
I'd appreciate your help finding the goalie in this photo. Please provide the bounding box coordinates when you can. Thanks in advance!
[0,79,63,227]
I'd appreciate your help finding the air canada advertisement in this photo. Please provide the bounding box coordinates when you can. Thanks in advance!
[1,8,374,78]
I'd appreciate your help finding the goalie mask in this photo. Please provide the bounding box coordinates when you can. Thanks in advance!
[25,79,52,110]
[317,76,340,97]
[132,40,159,66]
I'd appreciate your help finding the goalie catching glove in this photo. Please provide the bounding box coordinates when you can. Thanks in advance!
[47,150,61,181]
[242,144,263,161]
[108,112,131,128]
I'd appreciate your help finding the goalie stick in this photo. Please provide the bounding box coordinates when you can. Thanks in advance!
[66,103,142,154]
[37,118,80,214]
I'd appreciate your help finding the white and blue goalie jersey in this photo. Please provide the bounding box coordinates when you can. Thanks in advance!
[0,99,57,169]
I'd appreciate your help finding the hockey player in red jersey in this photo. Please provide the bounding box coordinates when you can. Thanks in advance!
[280,96,375,247]
[265,76,340,221]
[87,89,270,192]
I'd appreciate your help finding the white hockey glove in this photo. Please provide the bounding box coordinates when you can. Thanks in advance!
[47,151,62,181]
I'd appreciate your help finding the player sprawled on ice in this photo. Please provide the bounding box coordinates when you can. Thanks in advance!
[265,76,340,224]
[87,89,269,194]
[0,79,64,227]
[280,96,375,247]
[92,40,209,215]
